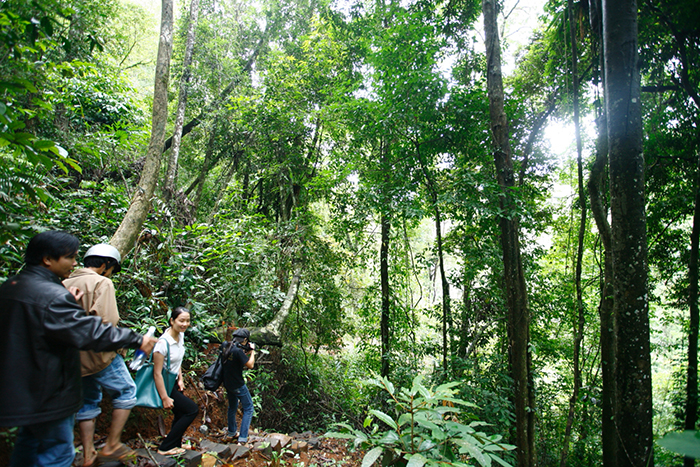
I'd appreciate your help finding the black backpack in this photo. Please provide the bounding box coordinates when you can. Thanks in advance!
[201,341,232,391]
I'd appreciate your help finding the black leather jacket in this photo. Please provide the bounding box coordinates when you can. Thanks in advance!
[0,265,143,426]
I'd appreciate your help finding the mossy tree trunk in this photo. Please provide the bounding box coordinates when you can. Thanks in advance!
[111,0,174,257]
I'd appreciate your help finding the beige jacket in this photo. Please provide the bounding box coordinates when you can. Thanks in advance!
[63,268,121,376]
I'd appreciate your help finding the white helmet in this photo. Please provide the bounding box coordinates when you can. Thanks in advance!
[84,244,122,273]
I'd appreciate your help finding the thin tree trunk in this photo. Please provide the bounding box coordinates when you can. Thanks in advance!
[164,0,201,200]
[266,267,302,336]
[380,209,391,378]
[684,155,700,467]
[185,129,219,198]
[588,112,618,467]
[110,0,173,256]
[205,159,238,222]
[482,0,533,464]
[561,0,586,463]
[434,206,450,372]
[161,27,268,153]
[587,2,618,462]
[603,1,653,465]
[415,143,451,372]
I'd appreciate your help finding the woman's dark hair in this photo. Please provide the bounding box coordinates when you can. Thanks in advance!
[170,306,190,321]
[25,231,80,266]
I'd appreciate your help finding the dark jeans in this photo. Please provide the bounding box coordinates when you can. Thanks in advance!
[158,386,199,451]
[9,414,75,467]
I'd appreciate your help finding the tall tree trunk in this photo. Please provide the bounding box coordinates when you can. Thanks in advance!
[110,0,173,256]
[434,206,450,372]
[187,129,219,197]
[482,0,533,464]
[561,0,586,464]
[265,267,302,337]
[161,25,269,153]
[603,1,653,465]
[587,2,618,463]
[589,113,618,467]
[380,137,391,378]
[685,156,700,467]
[164,0,201,201]
[415,143,451,372]
[380,209,391,378]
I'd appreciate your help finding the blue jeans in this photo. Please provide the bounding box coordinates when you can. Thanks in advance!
[227,385,254,442]
[76,355,137,421]
[9,414,75,467]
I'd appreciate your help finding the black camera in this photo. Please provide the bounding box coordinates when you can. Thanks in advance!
[236,341,255,352]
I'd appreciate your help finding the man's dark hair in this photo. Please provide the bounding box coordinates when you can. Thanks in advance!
[231,328,250,344]
[84,256,119,271]
[25,231,80,266]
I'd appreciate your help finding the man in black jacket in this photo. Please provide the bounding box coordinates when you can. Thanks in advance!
[0,231,157,467]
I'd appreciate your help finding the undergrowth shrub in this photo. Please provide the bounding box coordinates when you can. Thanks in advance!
[253,345,366,433]
[327,375,515,467]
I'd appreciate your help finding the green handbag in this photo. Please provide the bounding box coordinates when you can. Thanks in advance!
[134,339,177,408]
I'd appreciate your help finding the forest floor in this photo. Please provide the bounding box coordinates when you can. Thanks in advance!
[70,350,364,467]
[67,391,364,467]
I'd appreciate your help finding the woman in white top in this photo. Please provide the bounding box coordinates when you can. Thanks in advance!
[153,307,199,456]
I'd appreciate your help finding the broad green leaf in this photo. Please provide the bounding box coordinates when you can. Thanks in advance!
[435,406,463,415]
[658,431,700,459]
[397,413,413,427]
[15,79,38,93]
[464,443,491,467]
[483,444,508,452]
[418,438,436,451]
[434,381,461,393]
[411,374,425,395]
[417,384,432,400]
[362,447,384,467]
[489,453,514,467]
[415,418,441,433]
[406,453,428,467]
[370,409,398,430]
[383,378,395,395]
[33,140,56,150]
[379,431,400,444]
[469,421,490,428]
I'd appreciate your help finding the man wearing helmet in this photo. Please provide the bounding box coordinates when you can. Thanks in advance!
[63,243,137,466]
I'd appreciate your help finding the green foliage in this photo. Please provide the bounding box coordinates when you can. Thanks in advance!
[658,430,700,460]
[327,375,514,467]
[254,345,366,433]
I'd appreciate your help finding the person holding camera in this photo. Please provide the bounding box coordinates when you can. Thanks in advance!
[222,328,255,444]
